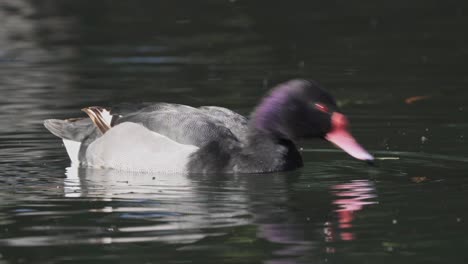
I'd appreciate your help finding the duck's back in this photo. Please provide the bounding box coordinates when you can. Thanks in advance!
[114,103,248,147]
[45,103,250,172]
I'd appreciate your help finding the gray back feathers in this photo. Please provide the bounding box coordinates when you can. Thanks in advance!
[44,103,249,149]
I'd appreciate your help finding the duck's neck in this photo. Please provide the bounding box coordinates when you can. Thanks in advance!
[241,128,303,172]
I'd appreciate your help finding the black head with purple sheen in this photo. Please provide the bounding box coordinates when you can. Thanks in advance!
[252,79,338,139]
[252,79,375,162]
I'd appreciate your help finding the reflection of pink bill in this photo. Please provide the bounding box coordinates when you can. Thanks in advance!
[325,180,377,244]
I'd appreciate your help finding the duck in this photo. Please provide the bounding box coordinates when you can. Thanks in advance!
[44,79,374,173]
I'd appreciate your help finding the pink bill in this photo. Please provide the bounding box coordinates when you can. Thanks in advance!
[325,113,374,161]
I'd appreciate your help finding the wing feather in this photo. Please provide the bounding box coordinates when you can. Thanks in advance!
[113,103,248,147]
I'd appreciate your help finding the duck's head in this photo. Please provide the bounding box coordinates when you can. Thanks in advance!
[252,79,374,162]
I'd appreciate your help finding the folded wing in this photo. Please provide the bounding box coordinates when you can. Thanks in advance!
[113,103,248,147]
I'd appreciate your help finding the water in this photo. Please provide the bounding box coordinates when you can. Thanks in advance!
[1,0,467,263]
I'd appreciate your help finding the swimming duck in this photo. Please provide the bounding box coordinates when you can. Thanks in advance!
[44,79,373,173]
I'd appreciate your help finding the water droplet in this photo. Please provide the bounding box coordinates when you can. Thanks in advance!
[298,61,305,68]
[421,136,428,144]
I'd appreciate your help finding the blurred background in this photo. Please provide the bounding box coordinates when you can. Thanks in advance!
[0,1,467,263]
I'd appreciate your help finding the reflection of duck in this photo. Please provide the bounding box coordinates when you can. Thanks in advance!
[45,80,373,173]
[63,164,377,262]
[63,167,253,244]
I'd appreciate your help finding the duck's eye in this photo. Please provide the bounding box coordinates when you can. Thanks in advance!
[314,103,329,113]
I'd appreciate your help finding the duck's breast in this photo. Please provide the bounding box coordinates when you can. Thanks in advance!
[85,122,199,172]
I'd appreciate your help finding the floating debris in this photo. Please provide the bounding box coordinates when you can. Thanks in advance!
[375,157,400,160]
[411,176,429,183]
[405,95,431,104]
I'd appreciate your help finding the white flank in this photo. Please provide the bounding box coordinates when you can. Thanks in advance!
[63,139,81,165]
[85,122,199,173]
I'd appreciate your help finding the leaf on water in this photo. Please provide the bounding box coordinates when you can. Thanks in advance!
[411,176,429,183]
[405,95,431,104]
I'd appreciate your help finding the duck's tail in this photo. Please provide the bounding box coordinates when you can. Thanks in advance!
[44,107,114,164]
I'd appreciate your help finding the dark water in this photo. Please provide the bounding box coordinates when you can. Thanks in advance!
[1,0,468,263]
